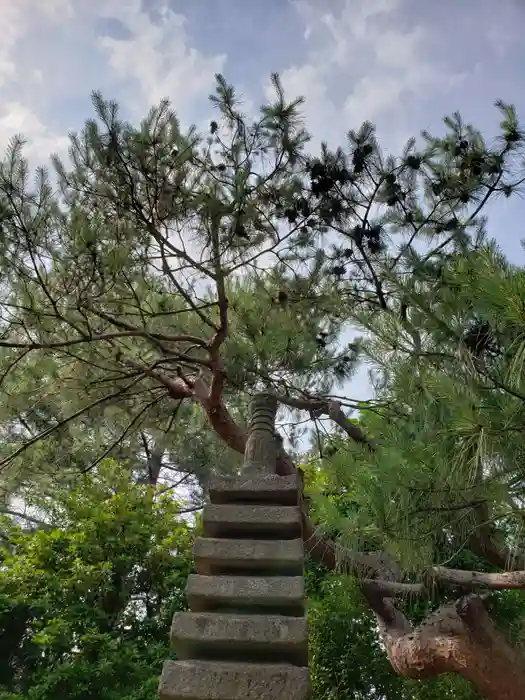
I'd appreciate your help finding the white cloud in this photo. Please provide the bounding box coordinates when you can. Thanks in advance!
[278,0,463,149]
[479,0,523,58]
[0,103,69,164]
[97,0,226,121]
[0,0,74,161]
[0,1,73,88]
[0,0,227,164]
[321,0,402,57]
[0,0,72,87]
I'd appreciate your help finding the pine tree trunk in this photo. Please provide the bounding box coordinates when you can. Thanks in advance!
[375,593,525,700]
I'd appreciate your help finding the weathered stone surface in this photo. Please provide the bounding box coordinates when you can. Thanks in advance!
[243,393,278,475]
[203,504,302,539]
[158,660,310,700]
[158,392,310,700]
[186,574,304,615]
[208,473,300,506]
[193,538,304,576]
[170,612,308,666]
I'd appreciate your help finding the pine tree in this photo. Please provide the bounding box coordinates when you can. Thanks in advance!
[0,75,343,499]
[0,75,524,697]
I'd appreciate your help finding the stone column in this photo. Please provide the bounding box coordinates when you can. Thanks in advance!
[158,392,310,700]
[243,393,278,474]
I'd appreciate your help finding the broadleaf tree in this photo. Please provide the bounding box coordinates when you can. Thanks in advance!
[0,459,194,700]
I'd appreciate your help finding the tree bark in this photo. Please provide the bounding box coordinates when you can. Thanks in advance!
[381,594,525,700]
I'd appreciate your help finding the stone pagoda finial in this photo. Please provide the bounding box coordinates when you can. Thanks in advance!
[243,392,278,475]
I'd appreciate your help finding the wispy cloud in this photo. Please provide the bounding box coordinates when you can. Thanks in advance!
[0,0,522,408]
[0,0,523,260]
[0,0,226,162]
[97,0,226,121]
[278,0,467,150]
[0,0,74,160]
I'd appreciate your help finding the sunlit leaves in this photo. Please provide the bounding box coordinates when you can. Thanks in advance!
[0,460,193,700]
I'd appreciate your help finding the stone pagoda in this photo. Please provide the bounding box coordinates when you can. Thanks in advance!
[158,393,310,700]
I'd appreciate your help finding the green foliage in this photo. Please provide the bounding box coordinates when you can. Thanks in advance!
[0,73,524,697]
[0,460,193,700]
[308,244,525,578]
[308,566,405,700]
[0,75,348,502]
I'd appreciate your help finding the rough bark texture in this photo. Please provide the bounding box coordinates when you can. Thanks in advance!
[383,595,525,700]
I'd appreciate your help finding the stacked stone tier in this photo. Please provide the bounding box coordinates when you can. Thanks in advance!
[158,473,310,700]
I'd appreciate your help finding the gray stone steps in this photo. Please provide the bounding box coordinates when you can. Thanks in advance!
[158,659,310,700]
[186,574,305,616]
[159,399,310,700]
[203,504,302,539]
[208,474,300,506]
[193,537,304,576]
[170,612,308,666]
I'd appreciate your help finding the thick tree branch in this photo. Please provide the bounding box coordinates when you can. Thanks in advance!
[364,565,525,596]
[430,566,525,590]
[165,376,525,593]
[0,330,206,351]
[381,593,525,700]
[274,393,376,450]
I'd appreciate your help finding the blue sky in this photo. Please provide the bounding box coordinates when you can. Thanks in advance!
[2,0,524,404]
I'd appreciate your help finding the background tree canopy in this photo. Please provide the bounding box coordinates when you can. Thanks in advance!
[0,74,524,699]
